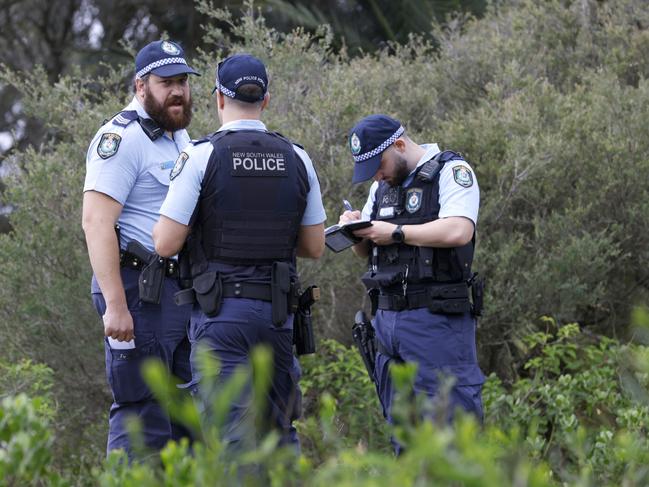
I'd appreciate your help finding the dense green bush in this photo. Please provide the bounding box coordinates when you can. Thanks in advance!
[2,0,649,476]
[5,323,649,485]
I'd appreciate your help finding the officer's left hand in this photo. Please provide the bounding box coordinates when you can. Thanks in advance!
[353,221,399,246]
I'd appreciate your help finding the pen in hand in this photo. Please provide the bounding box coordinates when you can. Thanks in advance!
[342,199,354,212]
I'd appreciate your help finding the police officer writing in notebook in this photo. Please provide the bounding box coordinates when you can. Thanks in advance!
[82,40,199,456]
[152,54,326,449]
[339,114,485,436]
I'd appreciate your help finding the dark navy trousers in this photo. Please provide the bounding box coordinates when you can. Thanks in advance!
[188,297,302,449]
[373,307,484,426]
[91,267,192,456]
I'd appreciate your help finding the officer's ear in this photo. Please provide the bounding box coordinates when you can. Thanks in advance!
[215,91,226,111]
[393,138,406,152]
[261,92,270,111]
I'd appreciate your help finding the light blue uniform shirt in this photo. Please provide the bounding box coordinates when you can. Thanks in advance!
[160,119,327,226]
[361,143,480,225]
[84,97,191,252]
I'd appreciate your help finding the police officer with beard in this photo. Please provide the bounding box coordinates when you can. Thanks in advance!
[153,54,326,449]
[340,114,485,440]
[82,40,199,456]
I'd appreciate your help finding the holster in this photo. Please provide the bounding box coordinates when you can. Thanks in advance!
[271,262,291,327]
[293,286,319,356]
[351,310,377,380]
[193,271,222,318]
[128,240,164,304]
[469,273,485,317]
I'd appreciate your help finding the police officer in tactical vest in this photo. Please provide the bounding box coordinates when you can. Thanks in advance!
[153,54,326,449]
[340,114,485,444]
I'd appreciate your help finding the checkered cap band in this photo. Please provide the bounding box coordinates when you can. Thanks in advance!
[353,126,405,162]
[136,57,187,79]
[214,78,236,98]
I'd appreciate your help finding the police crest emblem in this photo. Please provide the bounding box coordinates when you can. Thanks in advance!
[161,41,180,55]
[350,133,361,155]
[452,165,473,188]
[406,188,423,213]
[170,152,189,180]
[97,133,121,159]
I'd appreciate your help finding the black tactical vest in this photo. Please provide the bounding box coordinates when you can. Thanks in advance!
[190,130,309,271]
[364,151,474,295]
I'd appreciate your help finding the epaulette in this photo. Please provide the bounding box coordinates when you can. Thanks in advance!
[191,132,216,146]
[111,110,139,128]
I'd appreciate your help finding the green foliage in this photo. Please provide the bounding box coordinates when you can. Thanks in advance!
[0,360,55,420]
[0,394,65,487]
[2,0,649,480]
[484,320,649,485]
[298,339,390,457]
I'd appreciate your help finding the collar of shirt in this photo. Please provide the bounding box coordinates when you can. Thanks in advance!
[402,143,440,187]
[218,119,267,132]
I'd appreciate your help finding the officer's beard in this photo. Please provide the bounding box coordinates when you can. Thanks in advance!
[143,90,193,132]
[389,156,410,187]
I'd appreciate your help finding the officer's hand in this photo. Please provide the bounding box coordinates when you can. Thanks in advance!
[103,305,135,342]
[338,210,362,225]
[353,221,397,245]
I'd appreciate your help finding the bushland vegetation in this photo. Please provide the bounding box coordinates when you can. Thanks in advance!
[1,0,649,484]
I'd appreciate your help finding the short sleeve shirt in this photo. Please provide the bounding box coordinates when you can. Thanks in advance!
[84,97,191,252]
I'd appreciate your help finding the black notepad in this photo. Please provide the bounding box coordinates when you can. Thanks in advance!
[324,220,373,253]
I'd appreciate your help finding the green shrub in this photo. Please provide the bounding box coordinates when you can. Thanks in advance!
[0,394,65,486]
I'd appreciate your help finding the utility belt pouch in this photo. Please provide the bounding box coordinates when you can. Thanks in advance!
[360,270,403,290]
[193,271,222,317]
[271,262,291,327]
[469,273,485,317]
[139,256,166,304]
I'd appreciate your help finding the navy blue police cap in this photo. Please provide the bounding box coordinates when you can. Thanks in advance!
[135,40,200,79]
[349,114,405,184]
[213,53,268,102]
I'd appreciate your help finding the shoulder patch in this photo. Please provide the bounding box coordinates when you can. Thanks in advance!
[97,133,122,159]
[112,110,139,128]
[452,165,473,188]
[170,152,189,180]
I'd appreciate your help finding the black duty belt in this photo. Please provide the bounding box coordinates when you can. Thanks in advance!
[377,283,470,314]
[174,281,299,310]
[120,250,179,279]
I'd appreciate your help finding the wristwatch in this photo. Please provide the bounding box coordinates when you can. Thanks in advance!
[391,225,405,244]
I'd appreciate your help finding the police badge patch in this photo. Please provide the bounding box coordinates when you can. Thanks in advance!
[452,165,474,188]
[97,133,121,159]
[170,152,189,180]
[406,188,423,213]
[350,133,361,155]
[161,41,180,55]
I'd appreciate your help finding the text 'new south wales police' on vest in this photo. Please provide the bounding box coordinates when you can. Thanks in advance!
[231,151,288,175]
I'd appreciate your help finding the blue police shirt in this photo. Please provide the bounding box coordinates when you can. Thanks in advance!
[84,97,191,253]
[360,143,480,225]
[160,119,327,226]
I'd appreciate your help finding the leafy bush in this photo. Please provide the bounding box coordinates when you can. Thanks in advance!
[0,394,65,486]
[2,0,649,474]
